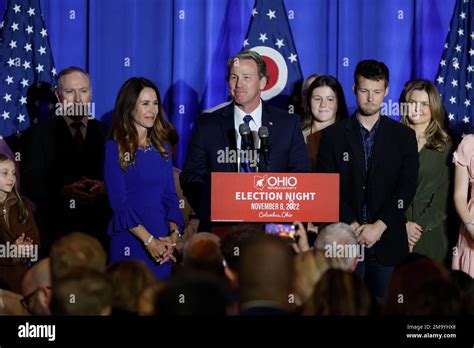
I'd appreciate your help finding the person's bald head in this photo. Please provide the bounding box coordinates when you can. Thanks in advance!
[20,258,52,315]
[22,258,51,296]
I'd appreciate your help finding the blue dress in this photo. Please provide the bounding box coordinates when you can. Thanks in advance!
[104,140,184,280]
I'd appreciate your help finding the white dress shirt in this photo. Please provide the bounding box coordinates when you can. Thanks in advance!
[233,101,262,171]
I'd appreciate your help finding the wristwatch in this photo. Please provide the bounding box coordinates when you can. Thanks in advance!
[170,228,183,242]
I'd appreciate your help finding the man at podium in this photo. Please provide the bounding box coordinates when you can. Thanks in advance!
[180,50,310,230]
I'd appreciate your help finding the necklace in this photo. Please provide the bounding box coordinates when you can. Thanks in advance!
[138,138,154,153]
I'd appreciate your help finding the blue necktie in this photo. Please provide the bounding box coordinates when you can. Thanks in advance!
[240,115,254,173]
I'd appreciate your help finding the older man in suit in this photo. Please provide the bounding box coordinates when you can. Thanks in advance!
[180,50,310,230]
[317,60,419,303]
[22,67,110,253]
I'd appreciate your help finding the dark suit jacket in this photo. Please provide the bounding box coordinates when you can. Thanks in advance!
[21,116,110,250]
[180,102,311,222]
[316,115,418,266]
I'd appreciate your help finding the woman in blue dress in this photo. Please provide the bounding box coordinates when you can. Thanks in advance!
[104,77,184,280]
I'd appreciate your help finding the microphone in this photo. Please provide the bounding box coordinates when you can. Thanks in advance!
[239,123,253,151]
[258,126,271,170]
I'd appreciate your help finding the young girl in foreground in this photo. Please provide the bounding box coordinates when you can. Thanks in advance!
[0,154,40,293]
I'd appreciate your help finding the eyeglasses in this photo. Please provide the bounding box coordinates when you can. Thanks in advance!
[20,286,51,313]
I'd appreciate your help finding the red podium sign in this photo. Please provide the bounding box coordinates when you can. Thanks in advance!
[211,173,339,222]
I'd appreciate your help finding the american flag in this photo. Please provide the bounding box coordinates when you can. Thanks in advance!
[243,0,303,108]
[0,0,57,138]
[435,0,473,135]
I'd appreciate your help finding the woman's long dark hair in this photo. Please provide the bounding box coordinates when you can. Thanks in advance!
[109,77,169,170]
[301,75,349,132]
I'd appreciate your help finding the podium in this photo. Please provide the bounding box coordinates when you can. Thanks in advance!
[211,173,339,223]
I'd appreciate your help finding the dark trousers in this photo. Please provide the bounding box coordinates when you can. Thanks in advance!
[355,247,394,304]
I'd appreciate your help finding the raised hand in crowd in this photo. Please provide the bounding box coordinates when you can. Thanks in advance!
[292,221,311,254]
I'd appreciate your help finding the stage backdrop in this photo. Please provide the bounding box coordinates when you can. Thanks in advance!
[0,0,456,168]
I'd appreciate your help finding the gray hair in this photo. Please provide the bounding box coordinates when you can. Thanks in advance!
[57,66,91,90]
[314,223,359,271]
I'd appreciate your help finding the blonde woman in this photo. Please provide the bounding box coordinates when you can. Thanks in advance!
[400,79,451,263]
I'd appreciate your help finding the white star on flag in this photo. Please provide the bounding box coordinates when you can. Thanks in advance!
[463,116,470,123]
[243,39,249,47]
[469,48,474,56]
[266,9,276,20]
[464,99,471,107]
[275,39,285,49]
[448,113,455,121]
[450,96,457,104]
[259,33,268,43]
[458,29,464,36]
[466,82,473,90]
[453,60,460,70]
[252,8,258,17]
[51,67,57,76]
[460,11,466,19]
[288,53,297,63]
[0,0,57,137]
[455,45,462,52]
[440,59,446,66]
[451,79,459,87]
[3,93,12,102]
[437,76,444,84]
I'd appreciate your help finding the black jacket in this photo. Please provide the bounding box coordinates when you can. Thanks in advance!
[316,115,419,266]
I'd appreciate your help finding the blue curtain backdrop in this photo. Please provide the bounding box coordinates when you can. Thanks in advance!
[0,0,457,167]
